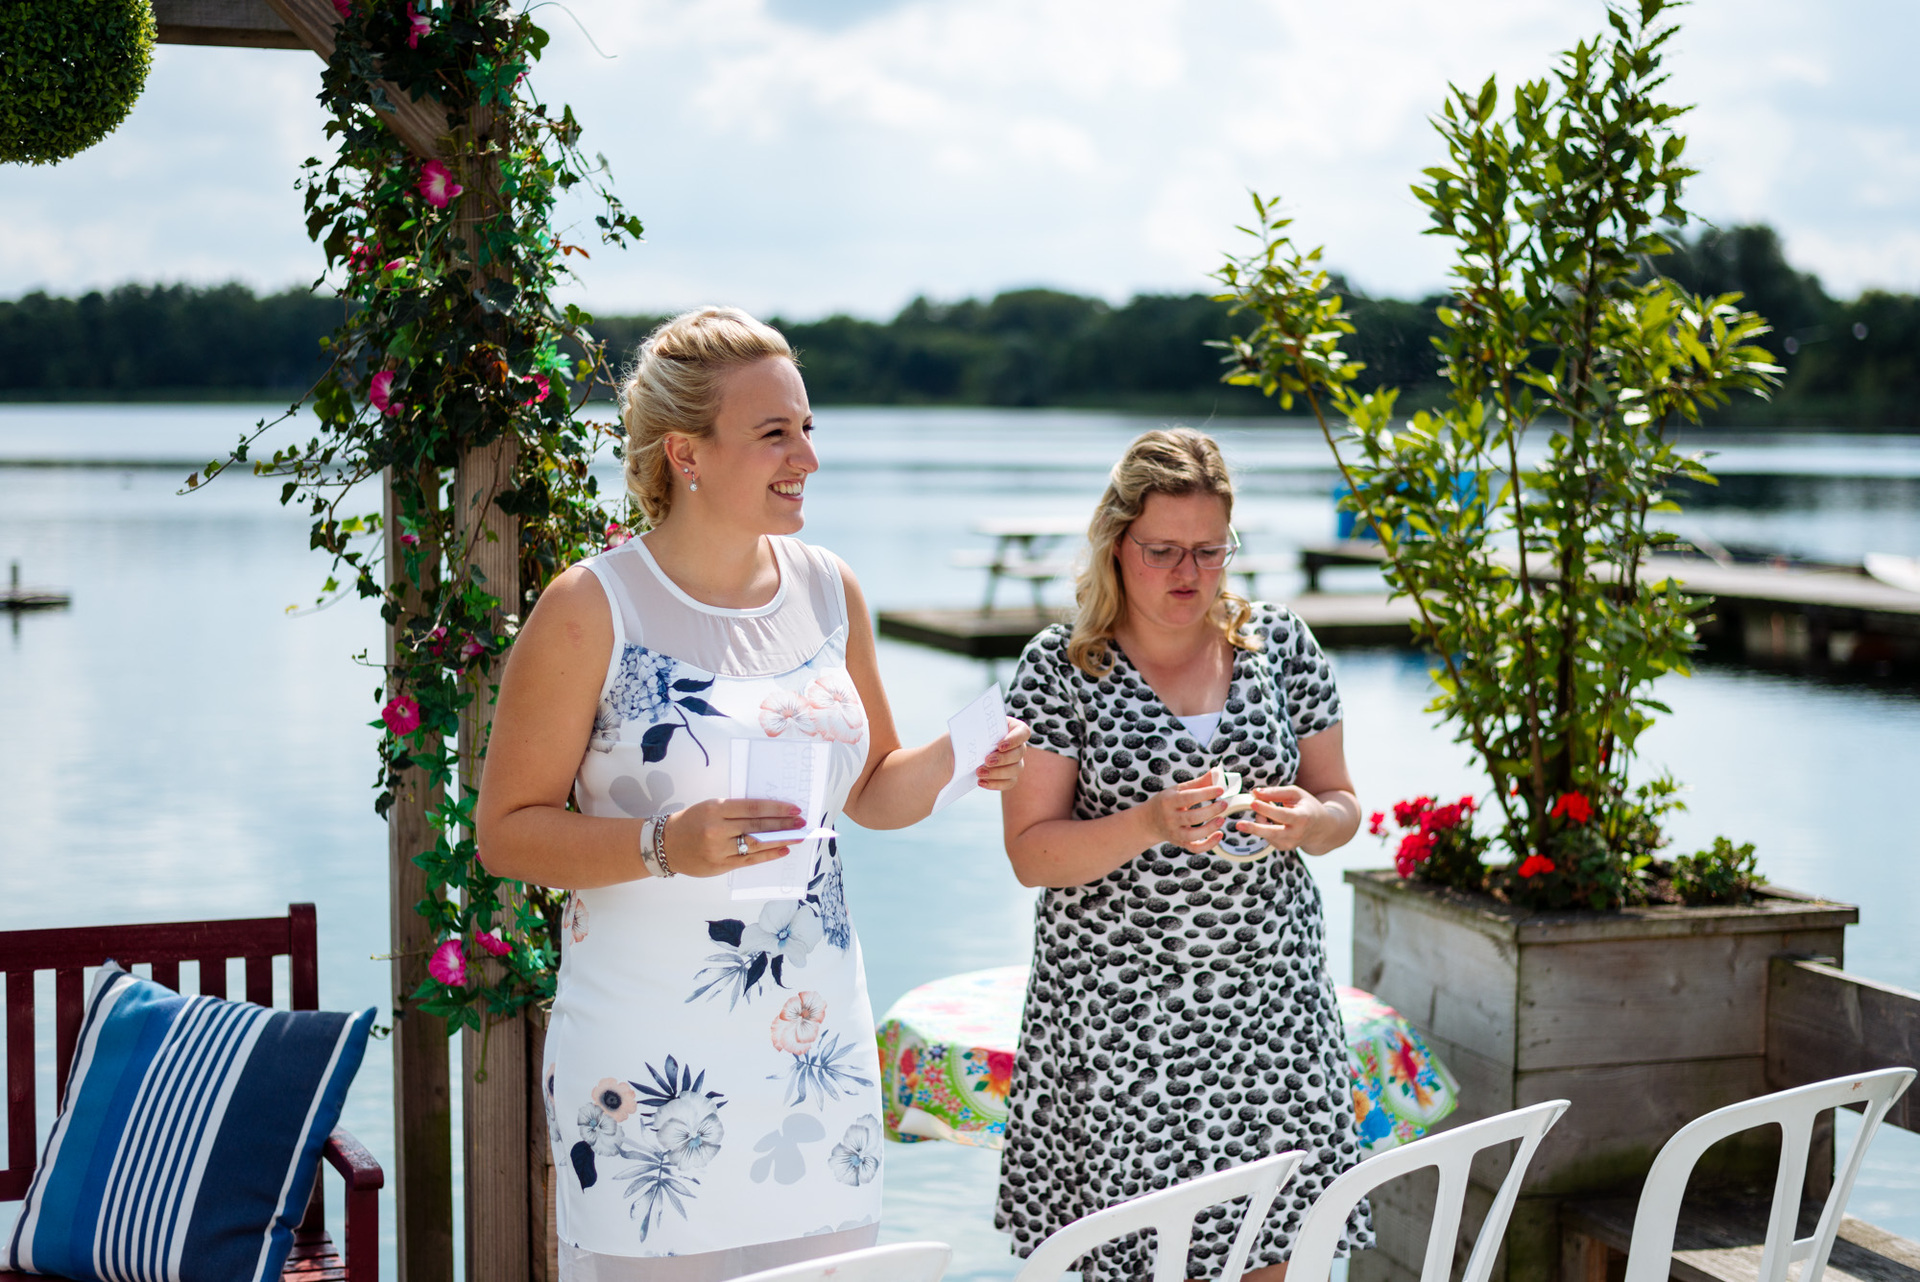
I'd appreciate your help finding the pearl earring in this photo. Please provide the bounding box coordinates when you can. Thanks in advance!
[683,466,698,493]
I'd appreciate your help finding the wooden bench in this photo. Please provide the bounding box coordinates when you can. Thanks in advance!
[1,903,382,1280]
[1563,1196,1920,1282]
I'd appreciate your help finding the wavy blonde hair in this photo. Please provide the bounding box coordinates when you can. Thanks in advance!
[1067,427,1256,677]
[619,306,794,526]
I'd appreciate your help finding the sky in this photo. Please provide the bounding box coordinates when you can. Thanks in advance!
[3,0,1918,320]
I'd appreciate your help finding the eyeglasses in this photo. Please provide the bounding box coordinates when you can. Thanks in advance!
[1126,532,1240,570]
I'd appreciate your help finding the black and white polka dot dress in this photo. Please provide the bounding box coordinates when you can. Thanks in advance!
[994,603,1373,1281]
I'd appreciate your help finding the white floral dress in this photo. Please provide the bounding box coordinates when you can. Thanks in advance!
[545,535,884,1264]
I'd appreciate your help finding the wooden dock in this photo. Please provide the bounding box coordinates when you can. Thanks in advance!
[877,594,1420,659]
[1298,541,1920,667]
[882,543,1920,669]
[877,607,1070,659]
[3,562,69,612]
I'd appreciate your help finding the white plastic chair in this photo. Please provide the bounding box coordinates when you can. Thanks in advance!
[1012,1150,1305,1282]
[730,1241,953,1282]
[1620,1068,1916,1282]
[1289,1099,1570,1282]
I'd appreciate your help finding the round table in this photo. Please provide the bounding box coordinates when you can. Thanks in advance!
[876,965,1458,1155]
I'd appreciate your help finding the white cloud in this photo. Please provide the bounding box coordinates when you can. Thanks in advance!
[2,0,1917,314]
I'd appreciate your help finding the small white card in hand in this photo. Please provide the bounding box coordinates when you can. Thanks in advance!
[728,738,832,900]
[932,684,1007,813]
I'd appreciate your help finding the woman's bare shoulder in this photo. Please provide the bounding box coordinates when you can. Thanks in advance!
[517,562,613,657]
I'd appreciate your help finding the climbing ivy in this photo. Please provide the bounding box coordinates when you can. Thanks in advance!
[196,0,641,1033]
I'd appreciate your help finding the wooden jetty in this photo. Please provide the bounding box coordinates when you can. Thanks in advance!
[878,606,1070,659]
[2,562,69,612]
[883,540,1920,668]
[1299,540,1920,668]
[877,594,1421,658]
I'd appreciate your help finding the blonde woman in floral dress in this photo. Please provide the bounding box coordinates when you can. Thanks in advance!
[476,308,1028,1281]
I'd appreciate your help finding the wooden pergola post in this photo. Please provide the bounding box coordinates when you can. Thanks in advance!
[152,2,545,1277]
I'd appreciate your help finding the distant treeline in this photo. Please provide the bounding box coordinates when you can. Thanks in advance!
[2,225,1913,425]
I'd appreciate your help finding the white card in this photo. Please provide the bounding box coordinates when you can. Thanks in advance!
[932,684,1007,813]
[728,739,830,899]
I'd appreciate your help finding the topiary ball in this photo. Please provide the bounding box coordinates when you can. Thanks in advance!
[0,0,157,165]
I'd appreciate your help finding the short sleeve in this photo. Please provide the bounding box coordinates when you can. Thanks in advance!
[1272,608,1343,738]
[1006,627,1084,760]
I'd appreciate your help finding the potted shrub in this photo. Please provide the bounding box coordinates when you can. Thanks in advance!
[1215,3,1857,1278]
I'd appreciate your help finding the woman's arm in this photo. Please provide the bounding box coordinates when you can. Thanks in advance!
[474,566,803,888]
[837,558,1029,830]
[1229,723,1360,857]
[1000,748,1231,888]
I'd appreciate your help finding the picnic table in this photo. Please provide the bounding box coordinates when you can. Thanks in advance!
[955,517,1296,609]
[877,965,1458,1156]
[955,516,1089,610]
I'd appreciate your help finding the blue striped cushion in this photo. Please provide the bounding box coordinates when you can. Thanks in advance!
[5,962,374,1281]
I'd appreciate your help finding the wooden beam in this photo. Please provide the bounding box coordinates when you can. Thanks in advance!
[1767,956,1920,1131]
[152,0,303,49]
[455,429,531,1282]
[386,469,457,1282]
[254,0,450,159]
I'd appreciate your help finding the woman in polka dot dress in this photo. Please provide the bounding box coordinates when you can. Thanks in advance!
[995,428,1372,1282]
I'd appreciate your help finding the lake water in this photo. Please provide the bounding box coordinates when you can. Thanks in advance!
[3,404,1917,1276]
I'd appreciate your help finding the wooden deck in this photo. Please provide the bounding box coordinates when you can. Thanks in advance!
[1299,541,1920,667]
[877,607,1070,659]
[877,594,1420,658]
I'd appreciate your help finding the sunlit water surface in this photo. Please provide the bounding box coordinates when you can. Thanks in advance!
[3,405,1917,1276]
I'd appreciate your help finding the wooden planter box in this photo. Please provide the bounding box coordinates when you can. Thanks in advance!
[1343,869,1859,1282]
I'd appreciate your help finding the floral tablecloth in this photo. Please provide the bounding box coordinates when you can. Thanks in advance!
[876,965,1457,1155]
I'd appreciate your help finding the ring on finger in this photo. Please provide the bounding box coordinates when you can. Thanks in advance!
[735,834,749,857]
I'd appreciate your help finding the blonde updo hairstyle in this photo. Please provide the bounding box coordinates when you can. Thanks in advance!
[1067,428,1257,678]
[620,306,795,526]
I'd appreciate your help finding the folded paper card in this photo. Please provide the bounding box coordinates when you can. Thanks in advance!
[728,738,830,899]
[932,684,1007,813]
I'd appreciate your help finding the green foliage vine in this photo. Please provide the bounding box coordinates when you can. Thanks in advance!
[1216,0,1780,909]
[0,0,155,165]
[197,0,642,1032]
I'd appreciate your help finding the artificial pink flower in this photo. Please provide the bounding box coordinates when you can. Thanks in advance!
[399,531,421,548]
[330,0,351,17]
[382,695,421,736]
[460,635,485,661]
[565,894,589,943]
[405,4,431,47]
[519,373,550,407]
[603,521,632,549]
[472,927,510,957]
[425,625,448,657]
[428,938,466,986]
[368,370,398,417]
[417,158,463,208]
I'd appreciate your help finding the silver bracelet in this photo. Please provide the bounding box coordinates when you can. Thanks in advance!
[638,816,672,879]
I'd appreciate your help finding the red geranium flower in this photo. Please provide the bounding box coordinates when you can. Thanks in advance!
[1517,854,1556,879]
[1550,792,1592,824]
[1367,811,1387,837]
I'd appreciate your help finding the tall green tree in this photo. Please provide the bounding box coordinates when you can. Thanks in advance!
[1217,0,1781,908]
